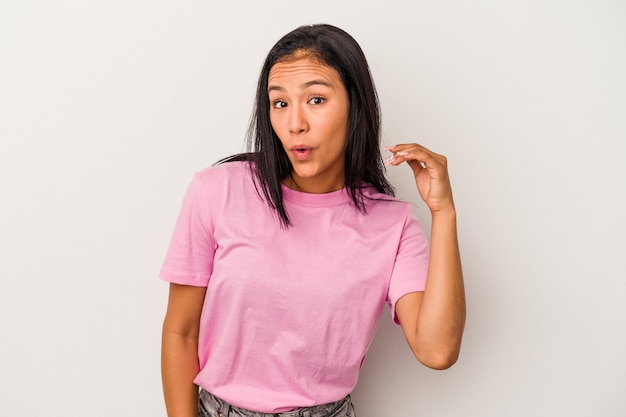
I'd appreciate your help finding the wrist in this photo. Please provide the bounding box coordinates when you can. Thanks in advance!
[431,206,457,222]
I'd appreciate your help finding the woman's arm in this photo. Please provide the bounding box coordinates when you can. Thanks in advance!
[386,144,466,370]
[161,283,207,417]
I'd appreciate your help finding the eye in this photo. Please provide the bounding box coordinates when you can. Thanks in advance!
[271,100,287,109]
[308,96,325,105]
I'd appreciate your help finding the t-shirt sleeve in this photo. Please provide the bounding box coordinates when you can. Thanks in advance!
[159,173,215,287]
[387,209,430,324]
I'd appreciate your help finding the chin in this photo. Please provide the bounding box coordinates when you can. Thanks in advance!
[291,166,319,179]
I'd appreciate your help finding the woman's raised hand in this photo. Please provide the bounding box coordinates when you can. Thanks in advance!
[385,144,455,215]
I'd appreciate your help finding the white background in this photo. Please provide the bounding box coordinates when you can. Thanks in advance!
[1,1,625,416]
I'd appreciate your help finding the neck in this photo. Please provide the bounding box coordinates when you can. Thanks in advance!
[283,174,345,194]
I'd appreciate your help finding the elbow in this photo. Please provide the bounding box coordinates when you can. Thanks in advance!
[413,345,461,370]
[420,351,459,370]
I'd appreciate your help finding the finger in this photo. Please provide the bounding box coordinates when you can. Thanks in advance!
[386,143,432,154]
[386,143,439,161]
[384,148,423,167]
[396,151,428,171]
[391,148,443,170]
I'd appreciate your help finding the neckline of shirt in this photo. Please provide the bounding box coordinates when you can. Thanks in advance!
[281,184,352,207]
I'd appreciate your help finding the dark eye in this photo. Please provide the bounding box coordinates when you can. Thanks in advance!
[272,100,287,109]
[309,96,325,105]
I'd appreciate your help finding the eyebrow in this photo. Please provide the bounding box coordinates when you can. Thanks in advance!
[267,79,333,94]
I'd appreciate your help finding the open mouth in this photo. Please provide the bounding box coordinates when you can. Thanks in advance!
[292,146,312,160]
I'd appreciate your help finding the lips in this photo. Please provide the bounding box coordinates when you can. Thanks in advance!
[291,145,313,161]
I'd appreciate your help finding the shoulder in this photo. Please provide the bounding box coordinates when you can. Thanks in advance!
[179,161,257,209]
[192,160,255,191]
[362,186,414,220]
[195,159,251,180]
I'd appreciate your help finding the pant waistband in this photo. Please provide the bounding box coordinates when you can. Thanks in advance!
[198,389,352,417]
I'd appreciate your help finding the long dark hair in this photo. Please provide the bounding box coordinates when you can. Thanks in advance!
[219,24,395,226]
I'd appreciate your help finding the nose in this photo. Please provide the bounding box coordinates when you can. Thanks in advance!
[287,104,308,134]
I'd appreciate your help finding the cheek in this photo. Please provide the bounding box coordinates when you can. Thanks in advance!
[332,115,349,143]
[270,120,289,148]
[269,114,283,136]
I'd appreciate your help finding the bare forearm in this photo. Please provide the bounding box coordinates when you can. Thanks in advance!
[386,143,466,368]
[416,209,466,367]
[161,331,200,417]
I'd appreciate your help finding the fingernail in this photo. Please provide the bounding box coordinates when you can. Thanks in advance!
[384,155,396,165]
[384,146,395,150]
[396,151,408,156]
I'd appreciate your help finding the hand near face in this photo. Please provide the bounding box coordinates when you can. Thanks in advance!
[385,144,455,215]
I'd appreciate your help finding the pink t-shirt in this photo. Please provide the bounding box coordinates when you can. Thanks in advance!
[160,161,429,412]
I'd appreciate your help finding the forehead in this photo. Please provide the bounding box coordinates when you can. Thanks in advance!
[268,57,343,87]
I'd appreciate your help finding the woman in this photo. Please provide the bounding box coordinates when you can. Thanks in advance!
[160,24,465,417]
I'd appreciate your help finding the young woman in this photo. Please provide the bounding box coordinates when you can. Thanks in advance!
[160,24,465,417]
